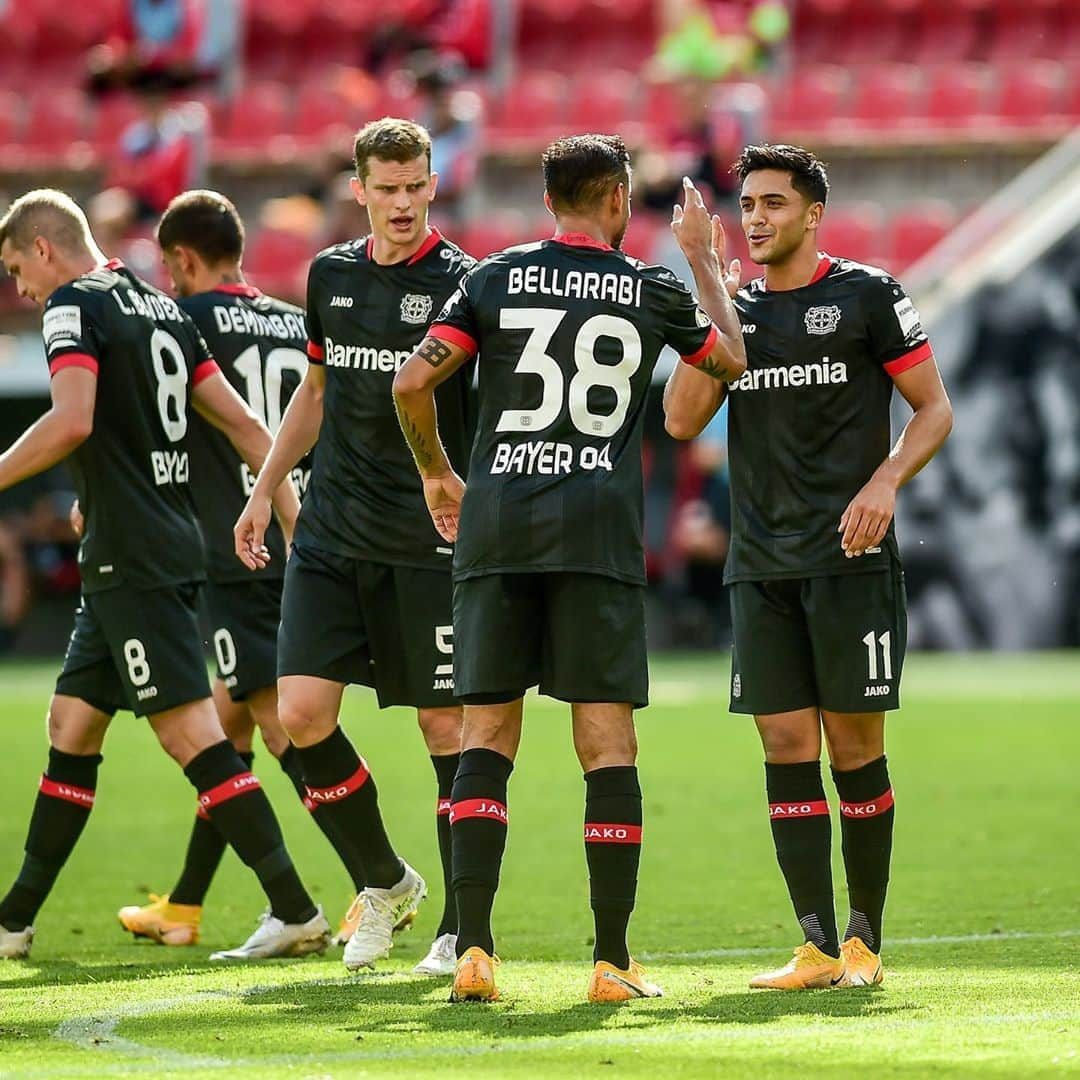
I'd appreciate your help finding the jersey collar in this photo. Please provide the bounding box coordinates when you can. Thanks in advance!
[551,232,613,251]
[100,258,125,271]
[212,282,262,298]
[761,252,833,292]
[365,226,443,266]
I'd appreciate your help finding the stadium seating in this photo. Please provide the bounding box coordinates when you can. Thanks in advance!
[818,203,887,268]
[244,228,316,301]
[888,201,958,270]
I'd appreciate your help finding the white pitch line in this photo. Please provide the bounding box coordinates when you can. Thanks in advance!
[642,926,1080,961]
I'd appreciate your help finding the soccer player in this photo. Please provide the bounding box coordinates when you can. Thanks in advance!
[234,119,475,976]
[666,144,954,989]
[0,190,330,961]
[115,190,370,950]
[392,135,746,1003]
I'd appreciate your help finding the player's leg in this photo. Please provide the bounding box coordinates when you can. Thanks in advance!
[543,572,659,1002]
[810,563,906,986]
[415,705,463,974]
[0,693,111,956]
[730,579,844,989]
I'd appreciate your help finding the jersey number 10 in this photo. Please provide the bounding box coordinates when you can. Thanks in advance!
[233,345,308,434]
[496,308,642,438]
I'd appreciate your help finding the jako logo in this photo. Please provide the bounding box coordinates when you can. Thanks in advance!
[329,295,353,308]
[729,359,848,392]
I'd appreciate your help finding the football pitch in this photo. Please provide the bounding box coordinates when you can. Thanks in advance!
[0,653,1077,1078]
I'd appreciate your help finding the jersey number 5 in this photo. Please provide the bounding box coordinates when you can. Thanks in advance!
[496,308,642,438]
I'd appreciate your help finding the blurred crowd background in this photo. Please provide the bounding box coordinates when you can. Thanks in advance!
[0,0,1077,655]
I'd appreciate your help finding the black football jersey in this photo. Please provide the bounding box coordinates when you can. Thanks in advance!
[297,229,477,568]
[432,234,718,585]
[41,259,214,593]
[180,284,309,582]
[725,254,933,583]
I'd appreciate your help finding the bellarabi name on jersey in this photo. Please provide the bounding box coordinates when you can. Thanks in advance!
[507,265,644,308]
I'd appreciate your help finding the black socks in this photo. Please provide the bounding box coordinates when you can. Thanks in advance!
[765,760,839,958]
[0,748,101,932]
[450,748,512,957]
[584,765,642,970]
[431,753,460,937]
[833,755,894,954]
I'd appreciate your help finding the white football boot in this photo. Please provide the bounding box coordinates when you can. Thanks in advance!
[343,862,427,971]
[209,907,330,961]
[0,925,33,959]
[413,932,458,976]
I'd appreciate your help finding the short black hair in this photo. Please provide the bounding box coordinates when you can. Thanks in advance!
[157,190,244,265]
[733,144,829,206]
[542,134,631,214]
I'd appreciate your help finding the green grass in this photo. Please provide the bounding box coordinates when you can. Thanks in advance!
[0,653,1078,1078]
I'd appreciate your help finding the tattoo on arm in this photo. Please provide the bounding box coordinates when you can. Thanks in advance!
[401,409,433,470]
[418,337,452,369]
[696,354,734,381]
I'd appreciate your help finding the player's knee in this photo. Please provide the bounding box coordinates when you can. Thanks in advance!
[417,707,463,754]
[275,691,332,745]
[574,727,637,771]
[760,728,819,764]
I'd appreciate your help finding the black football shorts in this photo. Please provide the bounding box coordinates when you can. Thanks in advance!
[202,577,283,702]
[453,571,649,708]
[55,583,211,717]
[277,543,456,709]
[728,561,908,715]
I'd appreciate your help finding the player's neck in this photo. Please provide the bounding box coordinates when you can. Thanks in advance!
[763,245,825,292]
[369,226,433,266]
[552,216,612,249]
[207,267,245,291]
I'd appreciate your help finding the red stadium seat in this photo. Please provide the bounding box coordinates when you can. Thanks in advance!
[292,84,357,149]
[994,61,1066,127]
[22,90,95,168]
[487,71,569,153]
[0,90,26,171]
[217,82,294,163]
[94,95,144,159]
[987,9,1060,61]
[244,228,315,301]
[910,9,980,65]
[849,64,923,130]
[888,202,956,271]
[569,70,638,136]
[818,203,887,267]
[771,65,850,137]
[921,65,993,130]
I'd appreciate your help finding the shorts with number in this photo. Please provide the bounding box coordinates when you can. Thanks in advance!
[728,562,907,715]
[202,578,283,702]
[55,583,211,717]
[453,572,649,708]
[277,543,456,709]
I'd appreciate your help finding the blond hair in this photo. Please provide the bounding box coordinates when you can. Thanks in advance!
[0,189,94,254]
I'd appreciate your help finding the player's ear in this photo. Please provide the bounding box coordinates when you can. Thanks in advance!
[806,201,824,232]
[543,192,555,218]
[349,175,367,208]
[428,170,439,203]
[33,235,51,262]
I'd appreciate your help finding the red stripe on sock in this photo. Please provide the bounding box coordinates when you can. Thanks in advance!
[39,775,95,808]
[769,800,830,818]
[437,797,452,816]
[449,798,507,825]
[840,788,894,818]
[584,822,642,844]
[303,759,370,807]
[196,771,261,818]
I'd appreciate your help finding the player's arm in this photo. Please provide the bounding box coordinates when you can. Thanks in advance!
[392,335,473,543]
[192,371,301,568]
[0,368,96,491]
[839,356,953,558]
[664,178,747,440]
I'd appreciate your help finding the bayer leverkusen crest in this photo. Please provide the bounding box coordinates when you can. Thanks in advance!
[804,304,841,336]
[400,293,433,325]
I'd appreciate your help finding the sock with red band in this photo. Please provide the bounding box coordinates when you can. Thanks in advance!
[169,749,254,906]
[280,744,366,892]
[184,740,315,925]
[450,748,513,957]
[766,760,839,957]
[294,726,401,889]
[431,753,460,937]
[832,755,894,954]
[584,765,641,970]
[0,748,101,932]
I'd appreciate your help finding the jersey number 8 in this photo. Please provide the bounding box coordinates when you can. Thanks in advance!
[150,329,189,443]
[496,308,642,438]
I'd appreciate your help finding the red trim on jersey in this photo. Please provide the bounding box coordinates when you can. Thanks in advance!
[196,772,261,818]
[212,283,262,298]
[884,341,933,377]
[429,323,478,356]
[809,253,833,284]
[303,760,371,807]
[552,232,613,251]
[681,325,719,367]
[366,236,374,261]
[192,359,220,386]
[101,258,125,271]
[448,798,508,825]
[407,226,443,265]
[768,800,830,819]
[39,775,95,808]
[306,340,325,363]
[437,797,452,816]
[840,788,894,818]
[49,353,99,377]
[584,823,642,844]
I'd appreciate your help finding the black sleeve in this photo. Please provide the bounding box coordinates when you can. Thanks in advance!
[863,272,932,376]
[182,313,221,386]
[41,288,103,377]
[429,264,484,356]
[305,260,326,364]
[649,267,718,363]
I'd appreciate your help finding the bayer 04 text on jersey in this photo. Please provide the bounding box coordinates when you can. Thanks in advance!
[490,439,612,476]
